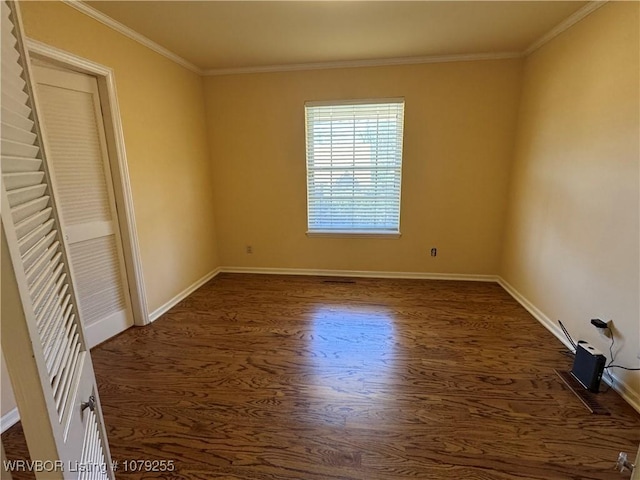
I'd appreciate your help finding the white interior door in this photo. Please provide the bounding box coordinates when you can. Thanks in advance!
[32,65,134,348]
[632,445,640,480]
[1,0,113,477]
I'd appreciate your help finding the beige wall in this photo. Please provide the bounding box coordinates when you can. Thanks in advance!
[3,0,638,421]
[19,1,220,313]
[501,2,640,398]
[204,60,522,273]
[2,1,220,421]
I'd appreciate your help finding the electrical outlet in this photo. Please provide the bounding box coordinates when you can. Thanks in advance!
[600,327,612,339]
[430,247,437,257]
[246,245,253,254]
[591,318,613,338]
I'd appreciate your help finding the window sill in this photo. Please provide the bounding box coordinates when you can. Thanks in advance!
[306,230,401,239]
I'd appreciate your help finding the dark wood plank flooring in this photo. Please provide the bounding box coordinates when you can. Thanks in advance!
[3,274,640,479]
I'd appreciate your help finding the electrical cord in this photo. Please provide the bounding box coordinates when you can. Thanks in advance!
[556,323,639,394]
[606,327,615,367]
[558,320,577,350]
[601,328,616,392]
[599,328,640,396]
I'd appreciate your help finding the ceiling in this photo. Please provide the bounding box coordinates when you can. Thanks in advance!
[86,1,589,73]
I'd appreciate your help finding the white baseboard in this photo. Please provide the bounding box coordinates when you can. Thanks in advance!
[4,270,636,435]
[220,266,498,283]
[496,277,574,351]
[1,269,222,434]
[148,268,222,322]
[85,310,132,349]
[497,276,640,414]
[161,266,640,411]
[1,407,19,434]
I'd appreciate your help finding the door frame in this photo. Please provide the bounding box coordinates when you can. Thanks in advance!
[26,37,150,327]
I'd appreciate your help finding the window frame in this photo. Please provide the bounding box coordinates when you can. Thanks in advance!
[304,98,405,238]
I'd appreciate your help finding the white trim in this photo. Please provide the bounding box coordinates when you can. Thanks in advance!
[26,38,151,328]
[204,52,522,76]
[496,277,569,349]
[85,311,131,349]
[0,408,20,434]
[524,1,608,56]
[54,1,606,75]
[99,68,149,326]
[306,231,401,239]
[60,0,202,74]
[220,266,497,283]
[306,98,405,108]
[148,268,222,323]
[26,39,110,77]
[497,277,640,414]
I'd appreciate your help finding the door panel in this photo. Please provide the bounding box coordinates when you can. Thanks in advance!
[33,65,134,348]
[35,78,112,225]
[632,445,640,480]
[1,0,113,477]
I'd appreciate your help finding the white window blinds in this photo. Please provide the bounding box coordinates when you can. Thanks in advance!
[305,99,405,235]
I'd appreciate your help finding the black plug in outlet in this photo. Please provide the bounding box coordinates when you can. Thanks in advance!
[590,318,608,329]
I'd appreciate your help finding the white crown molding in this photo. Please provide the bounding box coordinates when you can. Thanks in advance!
[524,1,608,56]
[61,0,203,74]
[203,51,523,76]
[58,1,608,77]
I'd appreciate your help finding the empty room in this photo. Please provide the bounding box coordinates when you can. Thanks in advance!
[1,0,639,479]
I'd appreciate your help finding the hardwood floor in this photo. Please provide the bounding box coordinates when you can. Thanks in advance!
[3,274,640,479]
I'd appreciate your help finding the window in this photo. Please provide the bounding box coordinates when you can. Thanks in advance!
[305,99,405,236]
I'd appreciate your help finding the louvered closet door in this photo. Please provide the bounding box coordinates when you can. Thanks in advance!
[32,65,134,349]
[1,0,113,477]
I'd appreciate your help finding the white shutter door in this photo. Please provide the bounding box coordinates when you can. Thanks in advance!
[1,1,113,478]
[32,65,133,348]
